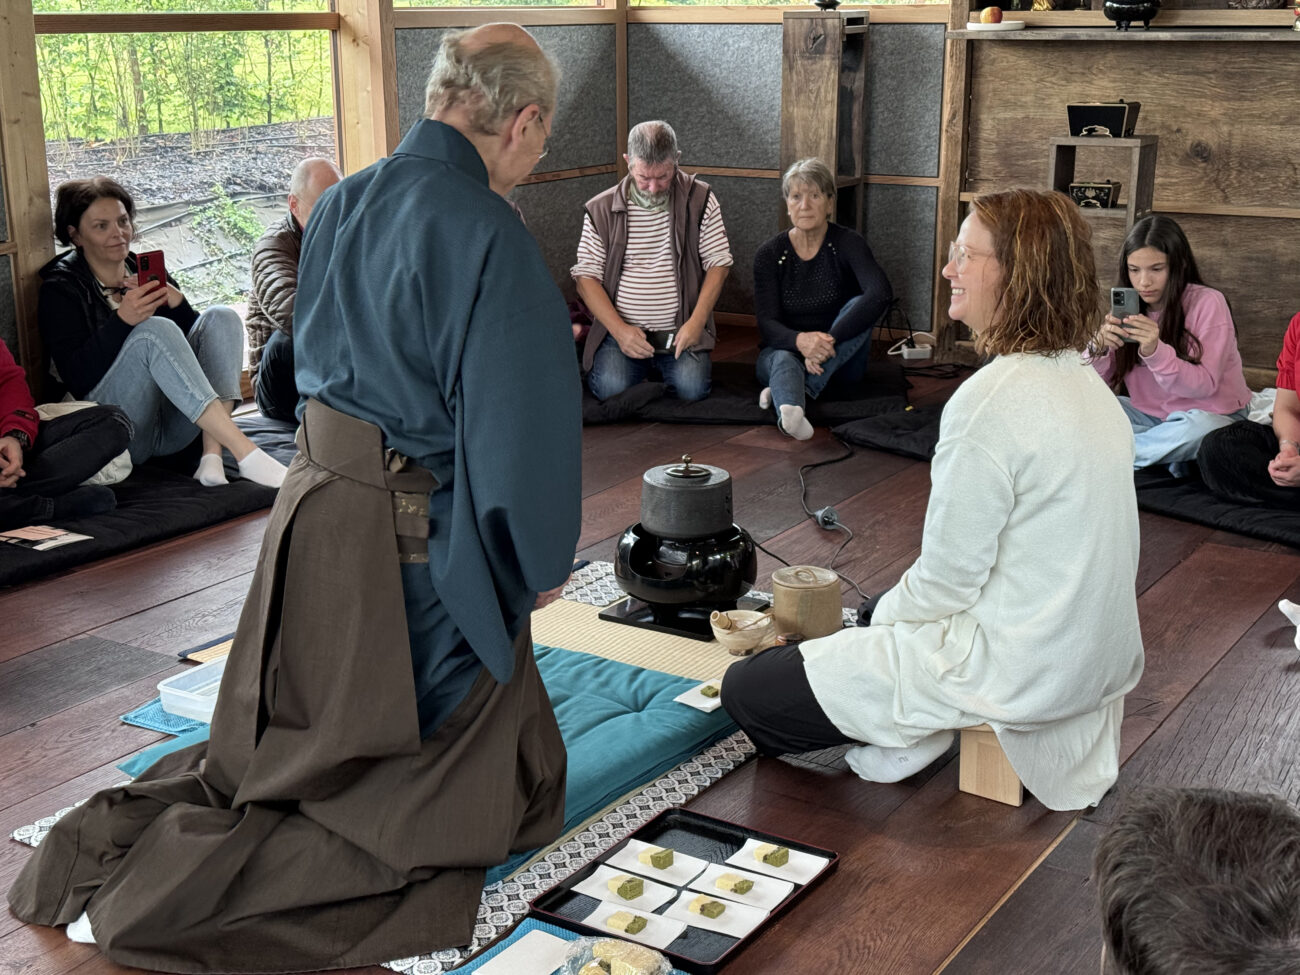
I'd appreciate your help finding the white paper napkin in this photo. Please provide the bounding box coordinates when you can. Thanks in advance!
[472,929,570,975]
[674,679,724,712]
[580,902,687,951]
[572,864,677,912]
[725,838,829,885]
[661,890,768,939]
[605,839,709,888]
[687,862,794,912]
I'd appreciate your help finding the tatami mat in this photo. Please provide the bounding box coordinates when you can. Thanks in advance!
[532,598,744,682]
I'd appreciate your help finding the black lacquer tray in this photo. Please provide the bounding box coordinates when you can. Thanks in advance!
[529,808,838,974]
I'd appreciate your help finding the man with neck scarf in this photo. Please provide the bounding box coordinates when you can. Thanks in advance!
[573,120,733,402]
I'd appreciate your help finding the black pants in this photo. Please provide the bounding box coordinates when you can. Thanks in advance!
[721,643,857,756]
[254,329,299,423]
[0,405,133,531]
[1198,419,1300,508]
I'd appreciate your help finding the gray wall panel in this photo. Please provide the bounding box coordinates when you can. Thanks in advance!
[865,24,944,179]
[703,174,782,314]
[628,24,781,171]
[866,183,936,333]
[0,257,16,361]
[395,25,616,174]
[511,173,614,304]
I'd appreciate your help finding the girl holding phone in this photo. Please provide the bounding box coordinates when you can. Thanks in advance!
[1090,215,1251,470]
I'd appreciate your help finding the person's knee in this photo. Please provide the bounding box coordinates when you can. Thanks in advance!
[128,316,188,350]
[98,406,135,451]
[672,357,712,402]
[587,368,632,402]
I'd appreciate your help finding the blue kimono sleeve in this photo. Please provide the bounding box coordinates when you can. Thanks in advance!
[433,233,583,682]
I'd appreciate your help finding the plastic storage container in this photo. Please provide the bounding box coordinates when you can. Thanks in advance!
[157,656,227,722]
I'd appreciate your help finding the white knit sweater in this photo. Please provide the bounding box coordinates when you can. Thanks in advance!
[802,352,1145,810]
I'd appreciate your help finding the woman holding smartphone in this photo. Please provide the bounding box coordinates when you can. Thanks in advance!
[39,177,285,487]
[1090,215,1251,470]
[722,188,1143,811]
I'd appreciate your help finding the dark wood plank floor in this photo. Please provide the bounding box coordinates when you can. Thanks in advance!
[3,329,1297,975]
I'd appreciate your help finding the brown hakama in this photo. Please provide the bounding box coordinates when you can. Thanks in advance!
[8,400,567,973]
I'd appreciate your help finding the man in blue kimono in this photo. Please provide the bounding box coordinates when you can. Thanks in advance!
[8,23,582,973]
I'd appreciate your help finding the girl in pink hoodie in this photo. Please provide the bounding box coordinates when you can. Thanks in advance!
[1090,215,1251,469]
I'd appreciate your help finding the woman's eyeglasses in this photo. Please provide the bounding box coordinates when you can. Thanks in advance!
[947,241,992,271]
[536,112,551,162]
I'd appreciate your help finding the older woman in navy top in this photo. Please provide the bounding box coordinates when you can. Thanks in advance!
[753,157,893,440]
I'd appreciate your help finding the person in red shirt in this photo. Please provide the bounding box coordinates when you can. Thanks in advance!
[0,340,131,531]
[1198,311,1300,507]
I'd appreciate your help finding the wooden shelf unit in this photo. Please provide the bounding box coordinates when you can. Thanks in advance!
[1048,134,1157,231]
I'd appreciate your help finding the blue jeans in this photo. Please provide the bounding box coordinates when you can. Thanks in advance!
[586,332,711,402]
[757,323,874,415]
[1119,396,1249,471]
[87,307,244,463]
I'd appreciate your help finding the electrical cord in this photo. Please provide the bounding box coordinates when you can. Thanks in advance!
[753,434,871,602]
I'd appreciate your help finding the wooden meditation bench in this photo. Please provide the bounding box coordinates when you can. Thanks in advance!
[958,723,1024,807]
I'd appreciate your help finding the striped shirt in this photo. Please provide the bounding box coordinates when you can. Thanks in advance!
[572,191,733,331]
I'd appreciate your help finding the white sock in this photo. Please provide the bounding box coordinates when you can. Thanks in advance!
[237,448,287,488]
[777,404,814,441]
[758,387,772,410]
[845,731,955,783]
[194,452,227,487]
[66,910,96,944]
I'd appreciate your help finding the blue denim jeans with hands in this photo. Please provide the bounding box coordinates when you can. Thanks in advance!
[586,332,712,403]
[757,295,876,416]
[87,306,244,463]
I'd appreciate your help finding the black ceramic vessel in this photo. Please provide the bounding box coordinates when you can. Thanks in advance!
[1103,0,1161,29]
[613,523,757,607]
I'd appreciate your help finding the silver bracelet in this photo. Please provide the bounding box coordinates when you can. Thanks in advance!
[1280,439,1299,450]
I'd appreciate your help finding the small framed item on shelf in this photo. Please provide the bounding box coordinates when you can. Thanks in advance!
[1069,180,1122,208]
[1067,99,1141,138]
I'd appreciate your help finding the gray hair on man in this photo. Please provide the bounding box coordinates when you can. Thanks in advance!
[782,157,835,202]
[290,157,342,200]
[424,25,559,135]
[626,121,679,167]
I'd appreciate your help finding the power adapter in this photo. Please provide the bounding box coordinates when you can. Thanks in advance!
[813,506,840,530]
[901,344,932,361]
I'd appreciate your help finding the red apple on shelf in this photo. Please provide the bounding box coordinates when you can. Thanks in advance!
[980,5,1004,22]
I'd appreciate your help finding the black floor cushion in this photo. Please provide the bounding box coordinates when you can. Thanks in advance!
[0,466,276,588]
[582,359,910,426]
[833,405,942,461]
[1133,467,1300,548]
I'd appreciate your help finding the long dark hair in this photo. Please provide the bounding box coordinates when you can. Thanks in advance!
[1108,215,1206,393]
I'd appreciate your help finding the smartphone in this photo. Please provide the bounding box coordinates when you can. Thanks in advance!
[136,250,168,292]
[1110,287,1141,343]
[644,328,678,353]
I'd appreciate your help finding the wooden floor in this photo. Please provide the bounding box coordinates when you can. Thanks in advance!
[4,328,1300,974]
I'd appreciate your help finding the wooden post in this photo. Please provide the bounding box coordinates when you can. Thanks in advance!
[335,0,397,174]
[933,0,976,363]
[0,3,55,394]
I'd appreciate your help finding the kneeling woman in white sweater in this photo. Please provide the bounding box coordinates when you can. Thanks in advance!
[722,188,1144,811]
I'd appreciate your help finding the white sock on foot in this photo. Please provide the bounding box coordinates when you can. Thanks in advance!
[194,452,228,487]
[758,387,772,410]
[845,731,955,784]
[66,910,96,944]
[237,448,287,488]
[777,404,814,441]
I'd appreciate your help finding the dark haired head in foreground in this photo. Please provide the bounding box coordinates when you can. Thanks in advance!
[1096,787,1300,975]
